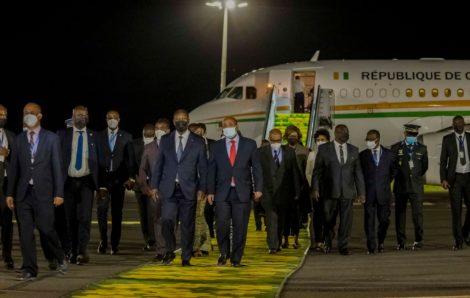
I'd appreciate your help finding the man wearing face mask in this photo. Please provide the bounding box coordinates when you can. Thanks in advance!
[440,115,470,250]
[312,124,365,255]
[97,110,135,255]
[258,128,300,254]
[392,124,428,251]
[155,118,171,146]
[133,124,156,251]
[58,105,102,264]
[359,129,396,254]
[207,116,263,267]
[6,102,67,280]
[150,109,207,266]
[0,105,16,269]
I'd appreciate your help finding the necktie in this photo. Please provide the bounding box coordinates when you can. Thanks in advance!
[29,131,35,157]
[177,135,183,162]
[75,131,84,170]
[339,145,344,165]
[459,135,466,165]
[229,140,236,166]
[109,132,117,151]
[373,149,379,166]
[273,150,280,167]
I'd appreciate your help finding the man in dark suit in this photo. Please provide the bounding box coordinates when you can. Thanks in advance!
[139,119,170,262]
[207,116,263,267]
[150,109,207,266]
[0,104,15,269]
[258,128,300,254]
[58,105,102,265]
[440,115,470,250]
[97,110,135,255]
[6,102,67,281]
[312,124,365,255]
[133,124,156,251]
[392,124,428,251]
[359,129,396,254]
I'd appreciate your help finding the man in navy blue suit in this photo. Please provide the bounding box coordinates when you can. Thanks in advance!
[207,116,263,267]
[150,109,207,266]
[6,102,67,281]
[359,129,396,254]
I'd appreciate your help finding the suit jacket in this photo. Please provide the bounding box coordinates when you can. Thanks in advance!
[359,146,395,204]
[391,140,428,194]
[138,140,158,195]
[7,128,64,202]
[133,137,146,191]
[57,127,101,190]
[151,131,207,200]
[312,142,365,200]
[0,129,15,193]
[258,145,300,206]
[440,132,470,185]
[207,136,263,203]
[97,128,135,186]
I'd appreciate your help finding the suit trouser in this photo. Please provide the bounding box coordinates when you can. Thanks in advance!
[0,178,14,262]
[310,197,325,244]
[264,203,285,250]
[395,192,423,244]
[364,196,391,250]
[161,184,196,261]
[294,92,305,113]
[204,203,215,237]
[449,173,470,243]
[283,201,300,237]
[215,187,251,263]
[41,204,71,261]
[324,198,352,250]
[17,186,64,276]
[97,182,125,250]
[150,197,166,255]
[64,176,94,255]
[134,190,155,246]
[253,200,265,230]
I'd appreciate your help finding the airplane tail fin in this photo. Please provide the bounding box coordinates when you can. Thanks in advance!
[310,50,320,62]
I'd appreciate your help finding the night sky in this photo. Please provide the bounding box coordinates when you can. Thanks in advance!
[2,0,469,136]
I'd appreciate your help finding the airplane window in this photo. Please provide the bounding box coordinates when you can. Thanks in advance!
[392,88,400,97]
[353,88,361,98]
[419,88,425,97]
[379,88,387,98]
[457,88,464,97]
[431,88,438,97]
[366,88,374,98]
[227,86,243,99]
[246,87,257,99]
[444,88,451,97]
[406,88,413,97]
[215,87,233,99]
[340,88,347,98]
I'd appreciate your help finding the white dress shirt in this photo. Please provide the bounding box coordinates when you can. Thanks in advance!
[28,126,41,184]
[294,79,305,93]
[68,127,90,177]
[175,129,190,152]
[334,140,348,164]
[455,132,470,173]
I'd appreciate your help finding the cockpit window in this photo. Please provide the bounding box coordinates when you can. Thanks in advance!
[246,86,257,99]
[227,86,243,99]
[215,87,233,100]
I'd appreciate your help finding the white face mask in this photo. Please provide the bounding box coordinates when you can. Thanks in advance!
[107,119,119,129]
[143,137,154,145]
[316,140,327,147]
[270,142,281,150]
[23,114,38,128]
[223,127,237,139]
[366,140,377,150]
[155,129,166,140]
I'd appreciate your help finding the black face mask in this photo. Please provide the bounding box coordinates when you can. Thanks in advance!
[287,137,298,146]
[0,119,6,128]
[74,118,88,129]
[174,121,188,133]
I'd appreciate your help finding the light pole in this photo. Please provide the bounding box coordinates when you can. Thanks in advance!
[206,1,248,92]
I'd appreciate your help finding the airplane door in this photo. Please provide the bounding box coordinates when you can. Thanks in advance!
[306,87,335,148]
[269,70,292,105]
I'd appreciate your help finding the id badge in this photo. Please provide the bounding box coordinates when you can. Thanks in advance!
[460,152,465,158]
[408,160,414,169]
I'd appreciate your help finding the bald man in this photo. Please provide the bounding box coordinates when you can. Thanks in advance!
[6,102,66,280]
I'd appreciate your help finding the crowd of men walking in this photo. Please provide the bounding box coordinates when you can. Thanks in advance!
[0,102,469,281]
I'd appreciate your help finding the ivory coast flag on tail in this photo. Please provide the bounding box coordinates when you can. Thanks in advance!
[333,72,349,80]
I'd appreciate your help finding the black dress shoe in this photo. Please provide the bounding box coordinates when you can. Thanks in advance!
[110,248,119,255]
[323,245,331,254]
[339,248,351,255]
[411,241,423,251]
[366,249,375,255]
[97,241,107,254]
[231,262,245,267]
[217,254,227,266]
[452,240,463,251]
[378,243,385,253]
[268,249,277,254]
[182,260,193,267]
[162,252,176,265]
[152,254,164,262]
[48,259,58,271]
[396,243,405,251]
[76,254,90,265]
[16,271,36,281]
[4,259,14,270]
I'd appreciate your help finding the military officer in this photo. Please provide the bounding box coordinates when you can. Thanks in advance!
[391,124,428,251]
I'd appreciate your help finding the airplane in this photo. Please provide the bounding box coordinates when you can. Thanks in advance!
[189,51,470,184]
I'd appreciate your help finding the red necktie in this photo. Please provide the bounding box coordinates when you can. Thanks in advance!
[229,140,236,166]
